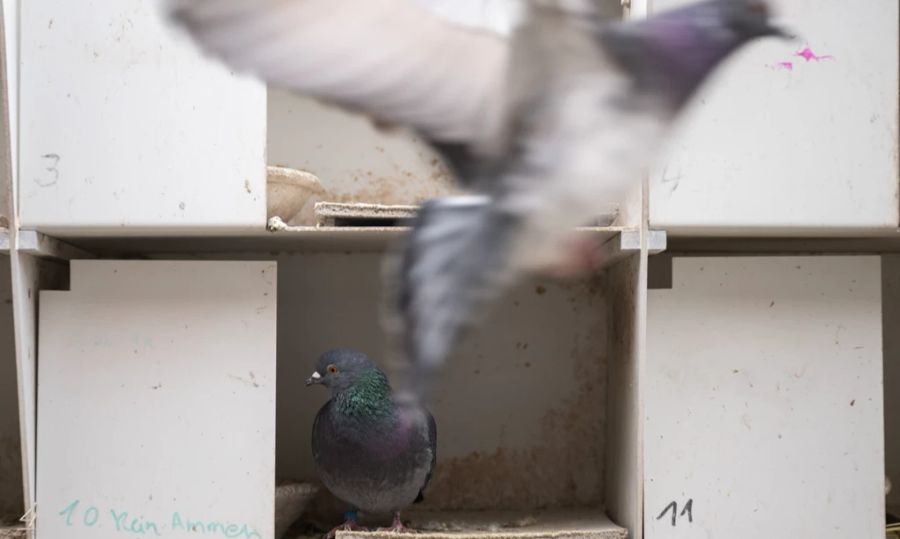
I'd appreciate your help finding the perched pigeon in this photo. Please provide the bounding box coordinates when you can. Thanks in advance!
[167,0,786,396]
[306,349,437,536]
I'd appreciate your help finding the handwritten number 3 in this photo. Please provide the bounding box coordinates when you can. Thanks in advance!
[657,499,693,527]
[35,153,60,187]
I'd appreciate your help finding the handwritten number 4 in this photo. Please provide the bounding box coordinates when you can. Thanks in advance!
[656,499,693,527]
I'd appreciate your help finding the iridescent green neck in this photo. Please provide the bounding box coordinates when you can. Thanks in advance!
[333,369,393,418]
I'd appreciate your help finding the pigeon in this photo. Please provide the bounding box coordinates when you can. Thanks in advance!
[166,0,787,396]
[305,348,437,536]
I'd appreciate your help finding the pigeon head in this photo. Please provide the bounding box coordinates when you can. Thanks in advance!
[306,348,389,394]
[601,0,790,108]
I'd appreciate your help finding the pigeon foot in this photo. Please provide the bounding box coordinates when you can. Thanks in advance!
[376,512,416,534]
[325,512,368,539]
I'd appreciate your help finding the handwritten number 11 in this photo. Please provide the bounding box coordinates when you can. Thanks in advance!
[657,498,693,527]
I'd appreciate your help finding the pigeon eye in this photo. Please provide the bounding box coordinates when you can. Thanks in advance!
[327,364,338,374]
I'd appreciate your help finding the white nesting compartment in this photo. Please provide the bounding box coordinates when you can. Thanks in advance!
[646,256,885,539]
[274,250,643,538]
[36,260,277,539]
[646,0,899,235]
[18,0,266,235]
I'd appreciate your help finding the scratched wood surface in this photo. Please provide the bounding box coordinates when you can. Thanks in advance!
[36,261,277,539]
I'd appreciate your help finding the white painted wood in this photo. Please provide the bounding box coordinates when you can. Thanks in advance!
[3,1,38,531]
[649,0,899,235]
[882,255,900,514]
[646,256,884,538]
[1,0,16,230]
[36,260,276,539]
[16,230,93,260]
[604,254,647,539]
[19,0,266,234]
[9,253,66,537]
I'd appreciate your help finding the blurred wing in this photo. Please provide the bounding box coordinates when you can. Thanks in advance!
[167,0,511,141]
[411,0,526,35]
[386,196,521,374]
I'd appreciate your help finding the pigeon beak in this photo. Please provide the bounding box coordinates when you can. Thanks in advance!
[305,371,322,387]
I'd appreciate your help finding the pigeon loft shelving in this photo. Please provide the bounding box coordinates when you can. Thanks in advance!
[18,231,647,539]
[3,0,896,537]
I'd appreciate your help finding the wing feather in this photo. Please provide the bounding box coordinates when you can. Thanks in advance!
[167,0,511,141]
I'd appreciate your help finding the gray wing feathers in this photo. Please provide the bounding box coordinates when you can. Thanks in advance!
[167,0,510,141]
[388,196,521,375]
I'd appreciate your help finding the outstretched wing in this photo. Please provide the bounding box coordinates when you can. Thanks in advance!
[166,0,511,142]
[386,195,523,374]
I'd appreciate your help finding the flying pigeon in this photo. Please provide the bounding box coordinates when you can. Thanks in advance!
[166,0,787,397]
[306,348,436,536]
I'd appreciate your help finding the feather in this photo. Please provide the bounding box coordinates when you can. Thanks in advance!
[166,0,510,141]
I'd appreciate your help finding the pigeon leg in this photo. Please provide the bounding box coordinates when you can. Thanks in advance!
[325,511,367,539]
[376,512,415,533]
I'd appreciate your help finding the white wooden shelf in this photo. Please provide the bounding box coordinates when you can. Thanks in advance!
[53,226,654,263]
[332,509,626,539]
